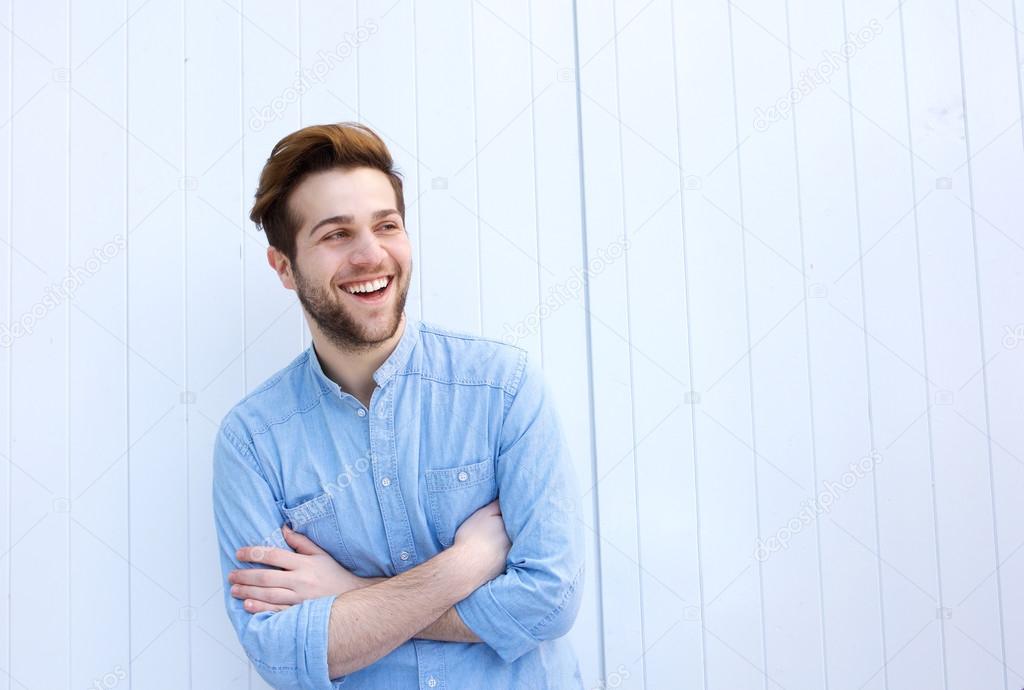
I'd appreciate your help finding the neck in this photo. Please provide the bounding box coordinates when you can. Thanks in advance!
[310,313,407,407]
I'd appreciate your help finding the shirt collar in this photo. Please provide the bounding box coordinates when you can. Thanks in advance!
[306,313,420,395]
[373,313,420,385]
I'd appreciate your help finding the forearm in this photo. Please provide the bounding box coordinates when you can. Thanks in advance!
[360,576,482,643]
[415,605,481,642]
[326,546,485,677]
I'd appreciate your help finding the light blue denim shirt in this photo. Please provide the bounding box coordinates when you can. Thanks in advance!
[212,315,586,689]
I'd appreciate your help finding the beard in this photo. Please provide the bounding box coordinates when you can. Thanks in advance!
[292,259,410,353]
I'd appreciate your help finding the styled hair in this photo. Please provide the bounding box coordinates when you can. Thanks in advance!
[249,122,405,262]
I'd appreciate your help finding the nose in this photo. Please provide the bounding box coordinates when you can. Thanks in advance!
[349,229,387,266]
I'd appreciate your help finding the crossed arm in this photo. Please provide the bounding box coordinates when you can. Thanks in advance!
[227,500,510,660]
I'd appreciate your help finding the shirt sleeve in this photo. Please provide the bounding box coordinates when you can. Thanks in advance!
[454,352,586,663]
[212,417,338,690]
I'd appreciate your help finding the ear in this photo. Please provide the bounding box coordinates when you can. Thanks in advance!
[267,245,296,290]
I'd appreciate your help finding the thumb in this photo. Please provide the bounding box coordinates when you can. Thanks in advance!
[282,525,325,556]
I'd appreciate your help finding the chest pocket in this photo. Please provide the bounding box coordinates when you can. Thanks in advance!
[425,458,498,548]
[276,491,356,570]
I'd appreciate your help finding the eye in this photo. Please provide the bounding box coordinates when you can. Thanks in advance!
[377,222,400,232]
[326,229,348,240]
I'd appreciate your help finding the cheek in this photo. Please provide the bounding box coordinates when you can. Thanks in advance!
[303,249,347,279]
[387,240,413,270]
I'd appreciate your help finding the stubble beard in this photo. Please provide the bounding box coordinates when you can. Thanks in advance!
[292,259,410,353]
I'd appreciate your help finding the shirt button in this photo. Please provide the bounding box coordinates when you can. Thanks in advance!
[381,476,391,487]
[356,408,366,417]
[399,550,410,561]
[427,678,438,688]
[457,471,469,482]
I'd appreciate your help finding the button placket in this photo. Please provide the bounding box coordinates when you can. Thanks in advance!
[412,640,446,690]
[368,387,418,573]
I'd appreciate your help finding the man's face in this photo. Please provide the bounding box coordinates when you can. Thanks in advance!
[272,166,412,351]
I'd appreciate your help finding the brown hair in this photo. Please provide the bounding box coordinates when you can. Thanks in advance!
[249,122,405,262]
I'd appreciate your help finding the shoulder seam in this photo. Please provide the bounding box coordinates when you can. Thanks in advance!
[396,371,513,391]
[219,420,272,485]
[248,387,328,435]
[418,321,529,354]
[503,348,529,416]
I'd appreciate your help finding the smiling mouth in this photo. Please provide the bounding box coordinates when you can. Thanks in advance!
[338,275,393,303]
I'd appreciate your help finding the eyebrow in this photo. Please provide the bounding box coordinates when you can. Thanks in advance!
[307,209,400,237]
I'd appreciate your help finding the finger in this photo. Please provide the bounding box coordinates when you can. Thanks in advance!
[244,598,289,614]
[282,525,325,556]
[229,567,293,588]
[236,545,301,570]
[230,584,298,605]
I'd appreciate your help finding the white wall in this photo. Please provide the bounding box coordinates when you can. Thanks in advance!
[1,0,1022,688]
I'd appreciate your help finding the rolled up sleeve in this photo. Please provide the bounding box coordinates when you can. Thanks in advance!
[454,353,586,663]
[212,418,338,689]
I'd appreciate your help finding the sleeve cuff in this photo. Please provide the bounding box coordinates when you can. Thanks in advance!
[455,581,538,663]
[299,594,339,689]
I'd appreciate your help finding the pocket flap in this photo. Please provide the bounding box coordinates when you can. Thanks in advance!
[276,491,334,528]
[425,458,494,492]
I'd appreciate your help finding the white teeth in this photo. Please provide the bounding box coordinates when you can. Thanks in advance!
[343,276,390,294]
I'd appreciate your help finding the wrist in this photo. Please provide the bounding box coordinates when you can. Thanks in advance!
[446,542,494,593]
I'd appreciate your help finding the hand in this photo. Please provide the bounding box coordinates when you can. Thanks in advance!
[229,526,374,613]
[453,499,512,582]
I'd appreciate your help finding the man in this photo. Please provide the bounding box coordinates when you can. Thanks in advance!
[212,122,586,689]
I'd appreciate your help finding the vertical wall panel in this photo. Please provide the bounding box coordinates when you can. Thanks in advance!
[9,1,70,687]
[68,1,130,687]
[128,0,190,685]
[731,1,830,687]
[576,2,645,684]
[473,0,543,356]
[674,0,761,686]
[414,1,480,331]
[963,0,1024,684]
[613,1,703,688]
[902,1,1006,687]
[846,1,946,687]
[0,0,12,684]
